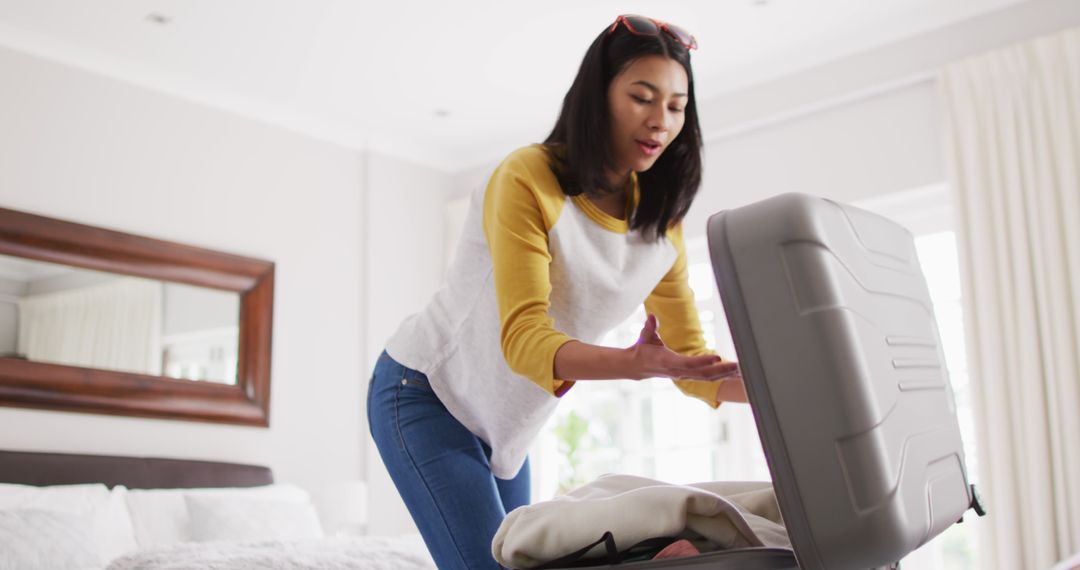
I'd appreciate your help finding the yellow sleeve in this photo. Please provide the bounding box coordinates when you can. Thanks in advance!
[644,223,723,409]
[482,146,577,397]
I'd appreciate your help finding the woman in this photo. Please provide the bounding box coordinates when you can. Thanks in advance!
[367,14,748,569]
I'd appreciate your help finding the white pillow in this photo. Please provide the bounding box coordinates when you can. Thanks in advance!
[0,482,106,512]
[0,483,138,562]
[185,495,324,542]
[102,487,140,560]
[0,509,100,570]
[124,484,312,549]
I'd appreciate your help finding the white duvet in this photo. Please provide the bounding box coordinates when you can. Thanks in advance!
[105,536,436,570]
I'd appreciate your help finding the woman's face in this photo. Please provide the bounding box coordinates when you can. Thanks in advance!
[606,54,689,180]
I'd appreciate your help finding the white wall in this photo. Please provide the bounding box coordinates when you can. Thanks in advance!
[696,0,1080,138]
[361,152,450,535]
[680,0,1080,237]
[683,80,944,238]
[0,40,455,537]
[0,44,369,499]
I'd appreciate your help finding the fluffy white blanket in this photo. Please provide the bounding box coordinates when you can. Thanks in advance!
[105,536,435,570]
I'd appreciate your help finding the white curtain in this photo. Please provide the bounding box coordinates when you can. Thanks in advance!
[940,26,1080,570]
[17,277,163,376]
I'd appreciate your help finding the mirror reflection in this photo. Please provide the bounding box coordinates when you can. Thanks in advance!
[0,253,240,384]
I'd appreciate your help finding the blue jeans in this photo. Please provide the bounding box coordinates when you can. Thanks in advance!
[367,350,530,570]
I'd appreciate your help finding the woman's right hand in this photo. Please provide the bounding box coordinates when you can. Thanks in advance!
[625,313,740,381]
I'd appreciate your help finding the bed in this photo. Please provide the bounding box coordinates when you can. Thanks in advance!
[0,449,435,570]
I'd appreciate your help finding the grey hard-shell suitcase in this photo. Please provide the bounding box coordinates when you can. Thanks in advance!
[550,193,984,569]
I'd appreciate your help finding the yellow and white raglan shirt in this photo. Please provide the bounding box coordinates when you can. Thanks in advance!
[385,144,722,480]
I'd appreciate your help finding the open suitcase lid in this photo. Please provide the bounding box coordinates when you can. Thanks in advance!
[706,193,985,570]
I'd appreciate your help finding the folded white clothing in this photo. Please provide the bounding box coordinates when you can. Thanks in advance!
[492,474,791,569]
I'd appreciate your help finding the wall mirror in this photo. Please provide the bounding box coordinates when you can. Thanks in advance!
[0,207,274,426]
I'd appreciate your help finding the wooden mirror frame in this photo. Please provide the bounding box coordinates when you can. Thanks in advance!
[0,207,274,427]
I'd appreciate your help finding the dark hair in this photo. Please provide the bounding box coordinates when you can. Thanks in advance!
[543,18,704,241]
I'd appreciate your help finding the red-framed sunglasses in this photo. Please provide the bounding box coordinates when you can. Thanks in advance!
[608,14,698,51]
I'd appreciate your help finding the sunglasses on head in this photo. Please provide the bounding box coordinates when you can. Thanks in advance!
[608,14,698,51]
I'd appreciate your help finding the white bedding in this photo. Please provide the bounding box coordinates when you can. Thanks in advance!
[124,483,315,548]
[0,482,137,567]
[0,482,434,570]
[104,536,436,570]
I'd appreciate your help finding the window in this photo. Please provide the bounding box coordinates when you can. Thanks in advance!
[904,230,978,570]
[529,185,980,569]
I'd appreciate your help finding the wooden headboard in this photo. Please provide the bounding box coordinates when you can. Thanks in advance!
[0,449,273,489]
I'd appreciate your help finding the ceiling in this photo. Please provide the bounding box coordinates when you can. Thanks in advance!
[0,0,1030,171]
